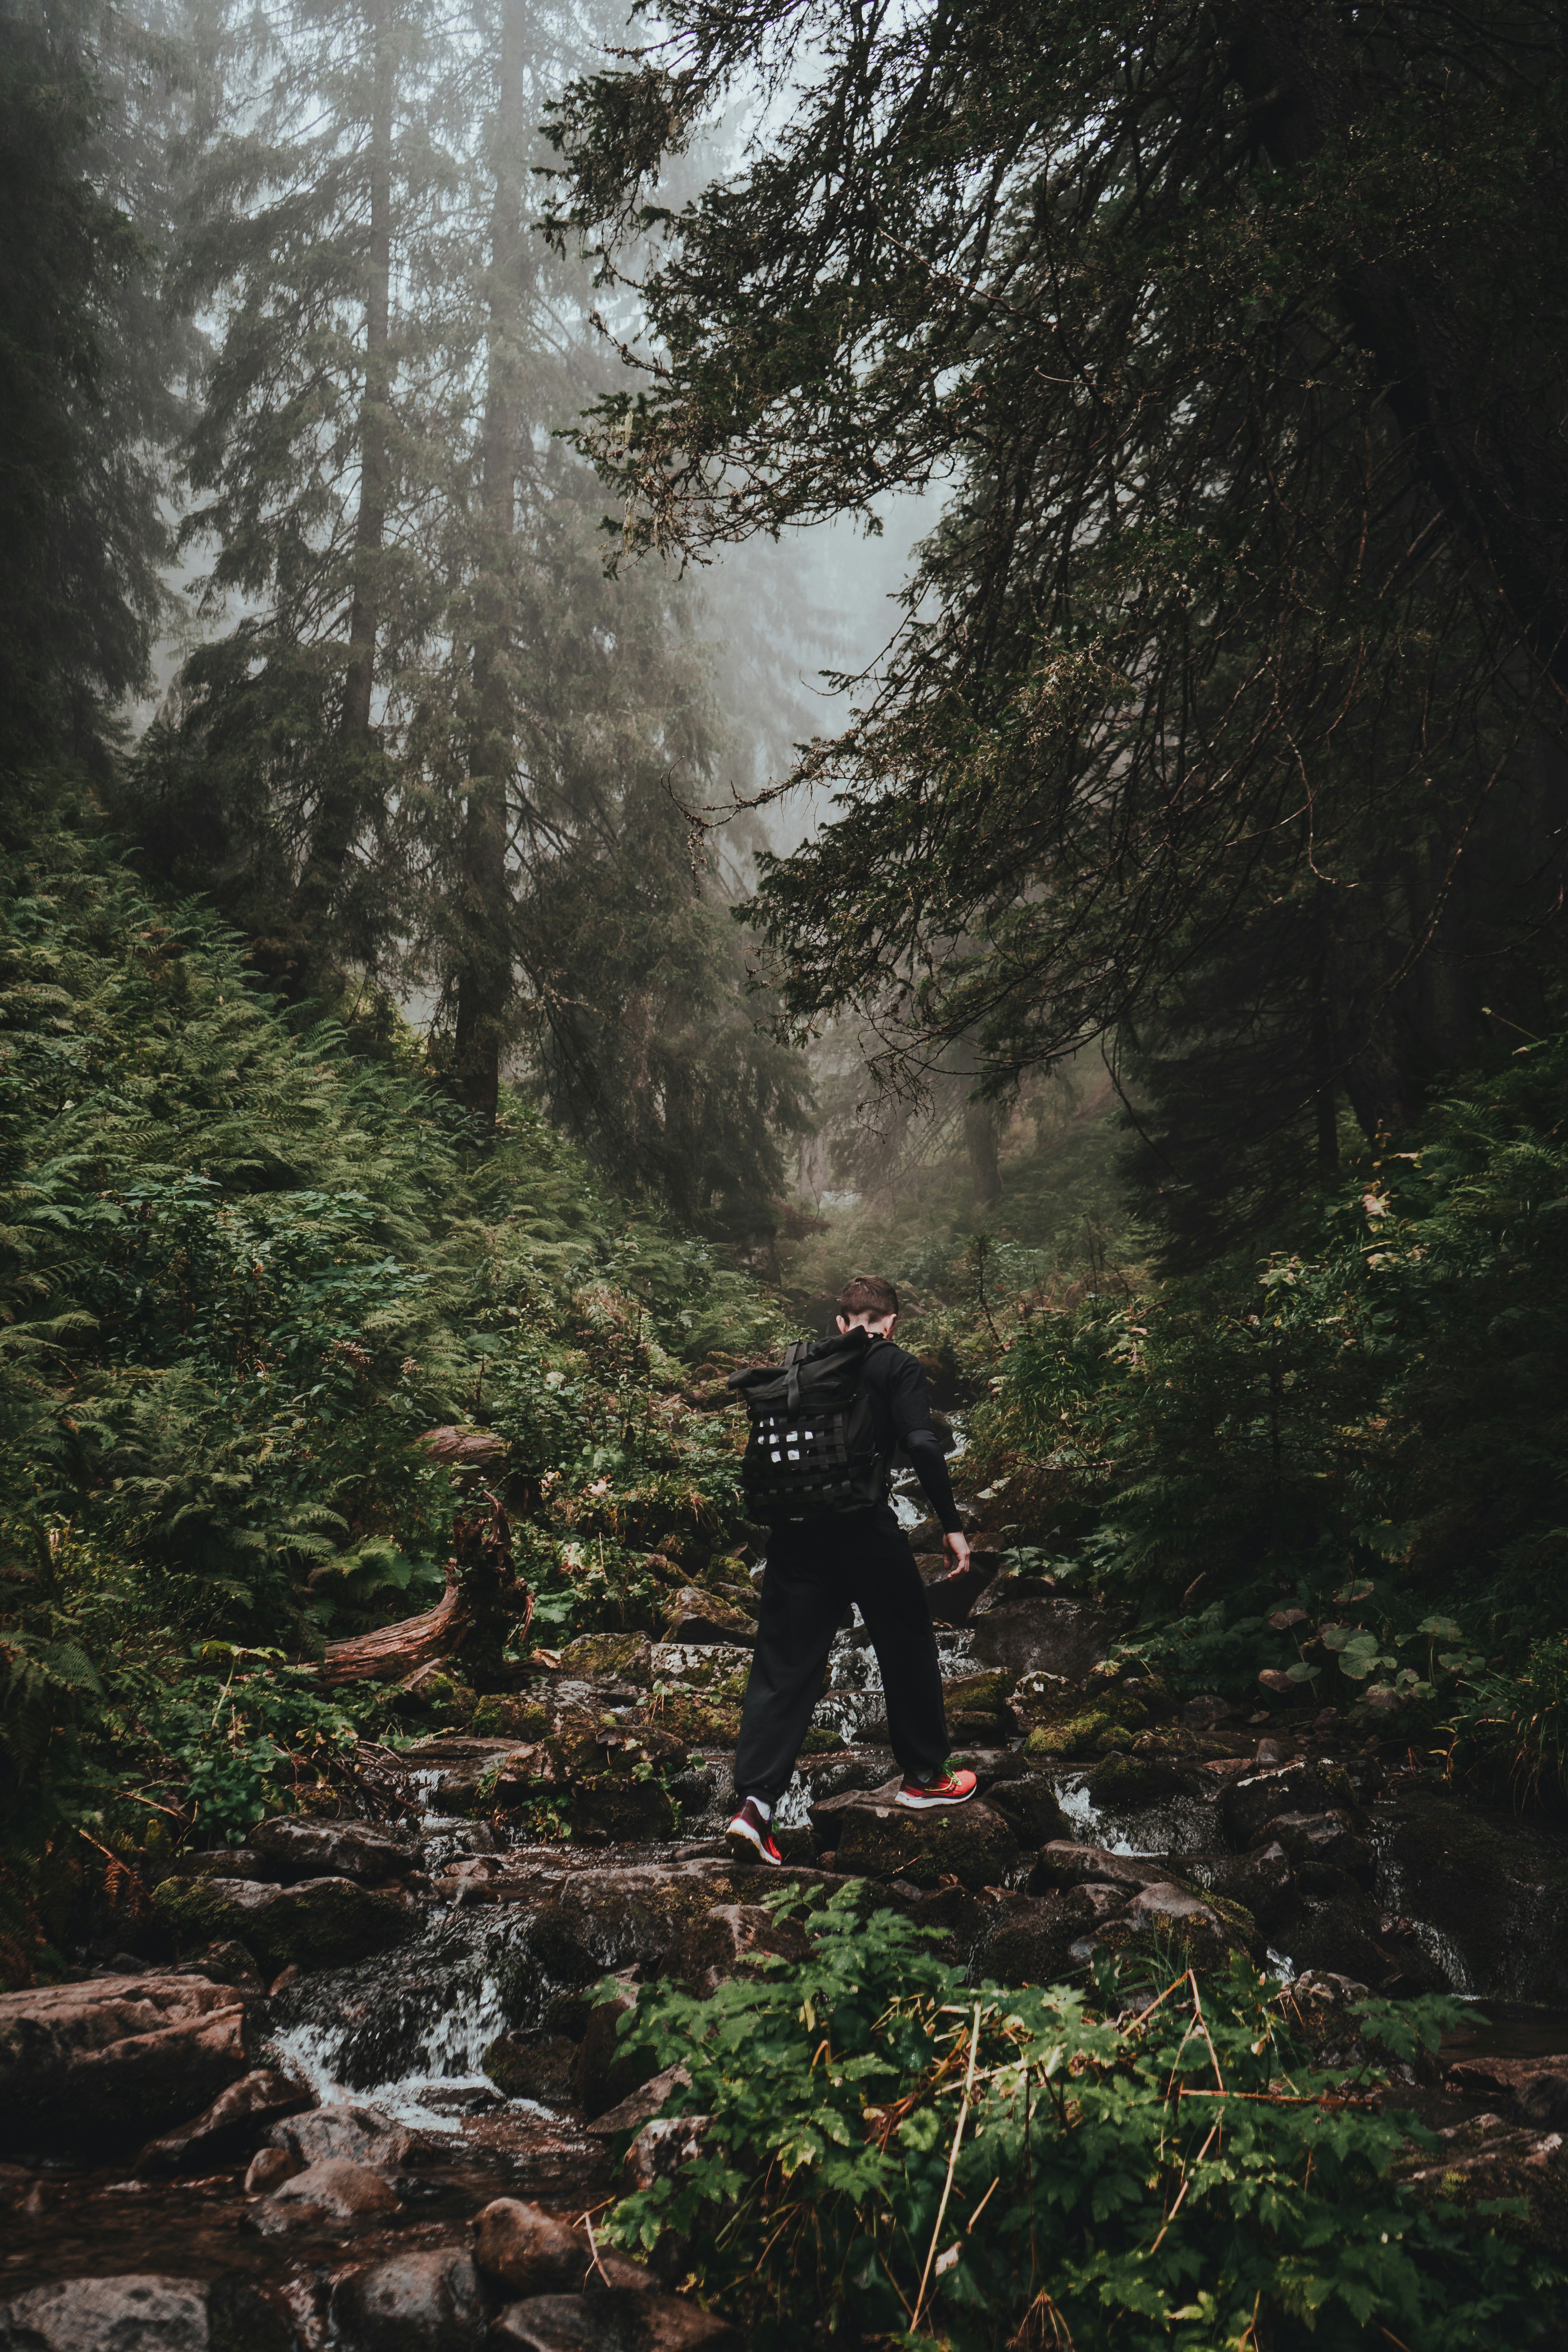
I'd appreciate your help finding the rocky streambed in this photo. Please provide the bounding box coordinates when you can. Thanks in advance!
[7,1554,1568,2347]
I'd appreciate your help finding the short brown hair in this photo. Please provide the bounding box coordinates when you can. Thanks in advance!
[837,1274,899,1321]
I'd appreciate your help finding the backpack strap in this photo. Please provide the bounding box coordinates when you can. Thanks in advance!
[782,1337,810,1416]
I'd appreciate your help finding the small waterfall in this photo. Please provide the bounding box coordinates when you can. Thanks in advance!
[266,1908,521,2129]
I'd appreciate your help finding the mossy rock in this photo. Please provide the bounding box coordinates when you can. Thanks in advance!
[152,1875,410,1975]
[826,1799,1022,1892]
[1024,1709,1116,1759]
[801,1726,849,1755]
[943,1670,1015,1717]
[571,1776,676,1844]
[648,1644,752,1699]
[640,1693,741,1747]
[1089,1750,1188,1807]
[470,1694,550,1740]
[482,2028,578,2103]
[555,1632,655,1685]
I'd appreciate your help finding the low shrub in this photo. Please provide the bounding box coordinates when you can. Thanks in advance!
[604,1886,1555,2350]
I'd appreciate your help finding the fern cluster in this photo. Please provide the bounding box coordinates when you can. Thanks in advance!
[0,777,776,1981]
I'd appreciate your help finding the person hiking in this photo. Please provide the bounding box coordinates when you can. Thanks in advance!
[726,1274,978,1864]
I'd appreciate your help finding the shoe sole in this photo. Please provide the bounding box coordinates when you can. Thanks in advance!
[895,1784,978,1811]
[726,1817,783,1863]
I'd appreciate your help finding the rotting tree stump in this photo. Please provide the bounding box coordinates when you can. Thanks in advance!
[318,1491,532,1693]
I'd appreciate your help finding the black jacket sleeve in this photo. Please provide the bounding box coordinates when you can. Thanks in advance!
[884,1352,964,1535]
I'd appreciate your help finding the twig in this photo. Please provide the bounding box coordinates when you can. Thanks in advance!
[967,2173,1002,2232]
[913,2000,982,2330]
[1147,2120,1220,2256]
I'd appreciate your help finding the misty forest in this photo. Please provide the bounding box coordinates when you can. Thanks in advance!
[4,0,1568,2344]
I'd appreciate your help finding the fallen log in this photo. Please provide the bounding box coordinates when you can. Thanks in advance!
[317,1492,532,1692]
[318,1571,469,1688]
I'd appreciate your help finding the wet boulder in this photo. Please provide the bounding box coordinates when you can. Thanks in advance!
[135,2065,314,2176]
[972,1886,1128,1985]
[1377,1781,1568,2002]
[473,2199,590,2298]
[982,1771,1072,1849]
[1286,1894,1445,1995]
[0,1973,252,2155]
[1397,2109,1568,2260]
[0,2274,290,2352]
[1123,1882,1259,1969]
[483,2029,579,2105]
[1221,1759,1357,1851]
[811,1795,1022,1892]
[271,2154,402,2219]
[662,1589,756,1648]
[575,1986,659,2120]
[491,2290,739,2350]
[1029,1843,1181,1895]
[919,1549,1002,1627]
[153,1874,412,1976]
[940,1670,1016,1742]
[1446,2054,1568,2129]
[648,1645,752,1697]
[1087,1750,1189,1809]
[968,1595,1127,1684]
[554,1633,655,1685]
[269,2100,414,2169]
[1185,1843,1296,1933]
[666,1903,813,1998]
[249,1816,420,1885]
[332,2248,489,2349]
[572,1778,676,1844]
[1264,1810,1373,1882]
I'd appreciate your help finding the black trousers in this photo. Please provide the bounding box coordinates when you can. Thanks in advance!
[733,1508,949,1802]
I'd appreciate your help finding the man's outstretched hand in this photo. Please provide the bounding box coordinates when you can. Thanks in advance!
[942,1530,971,1572]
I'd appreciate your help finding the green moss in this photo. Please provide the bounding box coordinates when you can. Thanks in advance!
[572,1776,677,1842]
[556,1632,655,1684]
[152,1875,410,1975]
[1024,1709,1114,1759]
[643,1692,742,1746]
[470,1693,550,1739]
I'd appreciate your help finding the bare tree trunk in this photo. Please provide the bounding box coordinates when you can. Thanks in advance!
[292,0,394,961]
[453,0,528,1132]
[964,1096,1002,1205]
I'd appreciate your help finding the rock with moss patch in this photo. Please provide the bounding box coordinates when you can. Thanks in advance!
[555,1633,655,1685]
[813,1796,1021,1891]
[662,1588,756,1648]
[152,1875,412,1976]
[1089,1750,1189,1808]
[572,1776,677,1844]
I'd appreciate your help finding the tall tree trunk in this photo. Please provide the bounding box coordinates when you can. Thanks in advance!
[453,0,528,1132]
[291,0,393,962]
[964,1096,1002,1206]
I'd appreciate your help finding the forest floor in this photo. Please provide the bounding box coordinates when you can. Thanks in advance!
[6,1459,1568,2350]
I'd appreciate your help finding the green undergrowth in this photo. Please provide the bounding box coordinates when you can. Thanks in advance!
[0,777,780,1980]
[923,1036,1568,1797]
[604,1885,1554,2350]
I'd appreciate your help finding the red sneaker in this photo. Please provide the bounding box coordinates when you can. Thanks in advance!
[726,1797,783,1864]
[896,1766,979,1811]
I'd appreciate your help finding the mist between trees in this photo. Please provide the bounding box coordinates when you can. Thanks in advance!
[7,0,1568,2335]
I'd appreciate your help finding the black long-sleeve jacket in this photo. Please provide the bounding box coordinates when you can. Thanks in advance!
[860,1341,962,1534]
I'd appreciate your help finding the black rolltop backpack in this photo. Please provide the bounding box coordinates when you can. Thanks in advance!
[728,1327,888,1523]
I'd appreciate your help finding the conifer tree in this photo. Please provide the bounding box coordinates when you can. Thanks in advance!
[549,0,1568,1254]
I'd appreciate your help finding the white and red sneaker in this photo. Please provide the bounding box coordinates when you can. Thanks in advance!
[896,1766,979,1811]
[726,1797,783,1864]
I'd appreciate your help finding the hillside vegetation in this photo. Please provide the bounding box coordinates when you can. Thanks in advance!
[0,777,775,1982]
